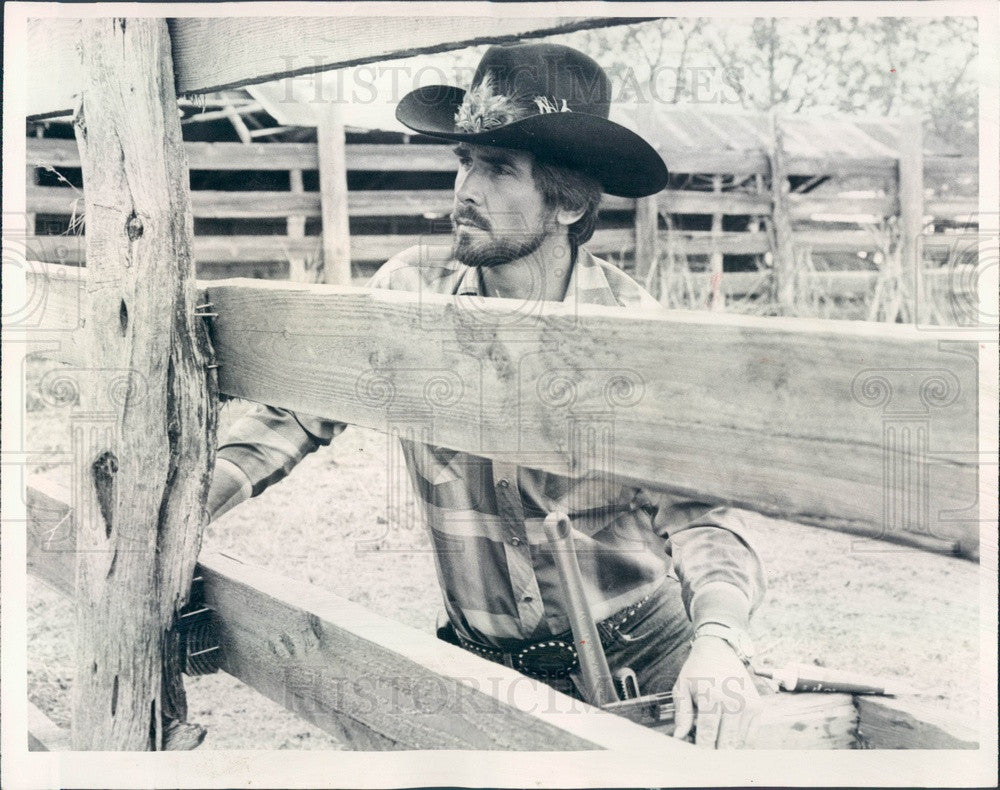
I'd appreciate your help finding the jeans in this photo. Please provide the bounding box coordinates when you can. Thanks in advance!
[537,576,694,702]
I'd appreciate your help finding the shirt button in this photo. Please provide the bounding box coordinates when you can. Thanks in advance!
[510,536,524,546]
[497,479,509,490]
[522,595,534,603]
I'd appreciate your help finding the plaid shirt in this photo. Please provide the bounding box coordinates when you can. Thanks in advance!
[215,244,765,650]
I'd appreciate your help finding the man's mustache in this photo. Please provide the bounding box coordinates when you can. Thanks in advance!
[451,208,491,232]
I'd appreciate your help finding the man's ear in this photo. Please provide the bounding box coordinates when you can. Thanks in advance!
[555,204,585,228]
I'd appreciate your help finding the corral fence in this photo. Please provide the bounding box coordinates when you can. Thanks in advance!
[13,13,988,760]
[26,107,978,320]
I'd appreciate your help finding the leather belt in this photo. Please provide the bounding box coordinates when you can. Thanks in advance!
[454,589,655,679]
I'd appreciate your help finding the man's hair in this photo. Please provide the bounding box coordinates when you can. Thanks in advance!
[530,158,602,250]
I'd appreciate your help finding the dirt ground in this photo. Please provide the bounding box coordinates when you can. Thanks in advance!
[24,367,981,749]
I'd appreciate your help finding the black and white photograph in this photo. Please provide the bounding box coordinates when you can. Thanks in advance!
[2,2,997,787]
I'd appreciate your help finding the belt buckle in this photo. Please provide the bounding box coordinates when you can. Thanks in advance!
[515,640,579,678]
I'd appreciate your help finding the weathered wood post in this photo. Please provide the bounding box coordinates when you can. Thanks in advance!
[709,174,724,311]
[767,111,797,314]
[632,98,659,290]
[72,18,217,750]
[317,97,351,284]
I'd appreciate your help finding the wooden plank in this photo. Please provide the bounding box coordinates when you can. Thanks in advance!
[25,476,683,753]
[28,138,442,172]
[26,138,978,182]
[709,175,724,311]
[317,102,351,285]
[30,475,975,751]
[25,230,976,273]
[27,16,647,118]
[34,186,955,223]
[27,264,980,557]
[738,693,858,749]
[633,196,658,283]
[70,18,217,751]
[207,283,980,555]
[855,697,978,749]
[659,190,770,216]
[28,702,72,752]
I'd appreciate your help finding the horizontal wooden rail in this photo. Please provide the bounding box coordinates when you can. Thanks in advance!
[26,474,978,750]
[25,263,981,558]
[25,229,979,274]
[28,138,978,182]
[27,183,978,224]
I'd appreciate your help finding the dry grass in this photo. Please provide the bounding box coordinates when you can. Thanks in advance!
[23,355,980,749]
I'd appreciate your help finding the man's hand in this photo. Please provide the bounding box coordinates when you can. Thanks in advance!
[672,634,759,748]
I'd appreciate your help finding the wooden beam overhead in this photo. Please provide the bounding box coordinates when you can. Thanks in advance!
[26,16,649,119]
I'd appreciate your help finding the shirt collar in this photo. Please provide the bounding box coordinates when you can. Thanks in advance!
[452,247,619,307]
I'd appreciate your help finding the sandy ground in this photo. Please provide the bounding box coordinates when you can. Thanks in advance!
[24,368,981,749]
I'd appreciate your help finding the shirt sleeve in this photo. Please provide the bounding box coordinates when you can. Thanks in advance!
[216,405,346,498]
[641,491,766,632]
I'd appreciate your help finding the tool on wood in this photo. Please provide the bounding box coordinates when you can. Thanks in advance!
[542,511,915,735]
[755,663,915,696]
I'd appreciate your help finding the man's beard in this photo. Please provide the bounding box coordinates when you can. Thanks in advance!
[451,226,548,269]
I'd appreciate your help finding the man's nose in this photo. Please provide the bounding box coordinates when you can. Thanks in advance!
[455,166,484,206]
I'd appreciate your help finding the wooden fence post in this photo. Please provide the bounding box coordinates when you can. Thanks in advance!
[317,99,351,284]
[72,18,217,750]
[897,113,925,320]
[286,168,309,281]
[632,98,659,289]
[709,174,724,311]
[767,111,797,314]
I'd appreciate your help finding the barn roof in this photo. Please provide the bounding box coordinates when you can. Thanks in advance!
[617,106,970,160]
[249,80,970,159]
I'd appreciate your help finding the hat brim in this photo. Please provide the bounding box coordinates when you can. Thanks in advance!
[396,86,668,198]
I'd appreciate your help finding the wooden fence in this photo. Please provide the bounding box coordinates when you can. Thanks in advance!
[26,473,977,751]
[24,261,983,751]
[16,14,988,759]
[26,133,978,304]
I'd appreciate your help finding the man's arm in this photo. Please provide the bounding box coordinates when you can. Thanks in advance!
[645,493,767,747]
[204,248,429,522]
[206,405,347,522]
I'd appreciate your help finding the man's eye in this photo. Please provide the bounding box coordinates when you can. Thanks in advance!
[490,164,510,176]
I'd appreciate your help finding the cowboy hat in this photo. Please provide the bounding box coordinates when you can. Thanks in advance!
[395,42,668,198]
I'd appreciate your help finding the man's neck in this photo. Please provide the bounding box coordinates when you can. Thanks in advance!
[477,233,575,302]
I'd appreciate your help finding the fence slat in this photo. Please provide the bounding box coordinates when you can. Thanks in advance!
[24,229,976,273]
[29,264,978,556]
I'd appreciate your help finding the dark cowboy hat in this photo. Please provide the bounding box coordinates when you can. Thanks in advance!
[395,43,668,198]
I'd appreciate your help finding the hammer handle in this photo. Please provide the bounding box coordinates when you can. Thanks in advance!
[543,512,619,707]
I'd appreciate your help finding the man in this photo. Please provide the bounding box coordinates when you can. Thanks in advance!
[207,43,765,748]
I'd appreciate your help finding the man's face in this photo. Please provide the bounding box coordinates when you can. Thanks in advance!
[450,143,556,268]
